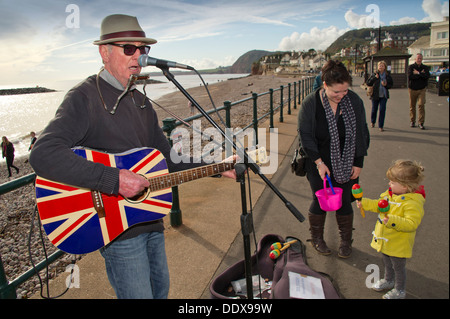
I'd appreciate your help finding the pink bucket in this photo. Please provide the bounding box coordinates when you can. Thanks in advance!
[315,176,343,212]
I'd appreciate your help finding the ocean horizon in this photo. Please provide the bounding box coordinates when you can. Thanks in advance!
[0,73,249,158]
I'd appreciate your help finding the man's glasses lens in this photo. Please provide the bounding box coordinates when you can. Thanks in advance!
[111,44,150,56]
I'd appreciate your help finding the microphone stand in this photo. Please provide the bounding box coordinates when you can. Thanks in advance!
[159,66,305,299]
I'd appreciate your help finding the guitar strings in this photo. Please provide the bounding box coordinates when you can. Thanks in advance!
[147,162,234,192]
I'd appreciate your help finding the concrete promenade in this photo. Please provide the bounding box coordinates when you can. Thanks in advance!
[33,76,449,300]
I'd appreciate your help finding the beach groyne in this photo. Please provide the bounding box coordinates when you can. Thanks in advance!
[0,87,56,96]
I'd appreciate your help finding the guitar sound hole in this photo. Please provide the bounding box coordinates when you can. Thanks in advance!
[125,188,150,203]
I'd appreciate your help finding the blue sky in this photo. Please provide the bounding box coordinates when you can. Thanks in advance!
[0,0,448,85]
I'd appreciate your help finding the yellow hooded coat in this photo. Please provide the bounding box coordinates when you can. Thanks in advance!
[362,190,425,258]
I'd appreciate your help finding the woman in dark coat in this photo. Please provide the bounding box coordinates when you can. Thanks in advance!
[1,136,19,177]
[298,61,370,258]
[366,61,394,132]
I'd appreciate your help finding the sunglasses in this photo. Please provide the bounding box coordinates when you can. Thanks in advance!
[109,43,151,56]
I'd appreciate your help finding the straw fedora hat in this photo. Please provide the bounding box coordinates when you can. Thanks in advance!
[93,14,157,45]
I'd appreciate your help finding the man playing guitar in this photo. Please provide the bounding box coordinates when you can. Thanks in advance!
[30,14,235,299]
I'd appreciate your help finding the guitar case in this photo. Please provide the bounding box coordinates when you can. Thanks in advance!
[210,234,341,299]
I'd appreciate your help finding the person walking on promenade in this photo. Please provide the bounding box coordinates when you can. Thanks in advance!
[366,61,393,132]
[408,53,430,130]
[298,60,370,258]
[30,14,236,299]
[356,160,425,299]
[28,131,37,151]
[313,71,322,91]
[1,136,19,177]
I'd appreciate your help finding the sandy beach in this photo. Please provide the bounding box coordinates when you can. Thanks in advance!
[151,74,301,128]
[0,73,305,298]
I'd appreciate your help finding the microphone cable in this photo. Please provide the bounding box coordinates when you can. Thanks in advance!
[27,204,76,299]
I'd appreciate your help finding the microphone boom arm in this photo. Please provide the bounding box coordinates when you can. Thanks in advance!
[158,66,305,223]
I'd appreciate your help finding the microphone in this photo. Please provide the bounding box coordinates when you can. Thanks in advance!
[138,55,194,70]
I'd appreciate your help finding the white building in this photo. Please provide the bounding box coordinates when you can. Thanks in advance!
[408,17,449,69]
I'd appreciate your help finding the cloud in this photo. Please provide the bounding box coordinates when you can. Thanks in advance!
[276,0,448,55]
[182,56,237,70]
[345,0,448,29]
[144,0,297,44]
[345,10,371,29]
[390,17,422,26]
[278,26,348,51]
[391,0,449,24]
[344,9,385,29]
[422,0,449,21]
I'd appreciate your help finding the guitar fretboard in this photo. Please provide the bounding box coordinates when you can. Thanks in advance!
[148,162,234,192]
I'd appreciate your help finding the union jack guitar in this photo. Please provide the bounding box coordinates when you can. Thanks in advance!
[35,147,266,254]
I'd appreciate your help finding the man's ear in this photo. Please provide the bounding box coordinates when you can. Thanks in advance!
[99,45,109,64]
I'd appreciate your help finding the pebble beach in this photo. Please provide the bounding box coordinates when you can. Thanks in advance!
[0,74,304,298]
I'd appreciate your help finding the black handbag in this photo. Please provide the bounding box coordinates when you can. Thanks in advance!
[291,147,307,176]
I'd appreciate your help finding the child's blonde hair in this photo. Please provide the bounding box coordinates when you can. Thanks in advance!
[386,160,425,193]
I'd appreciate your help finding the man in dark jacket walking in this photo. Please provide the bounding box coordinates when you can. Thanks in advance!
[408,53,430,130]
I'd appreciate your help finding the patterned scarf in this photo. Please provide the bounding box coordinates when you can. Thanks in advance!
[379,72,387,98]
[321,90,356,184]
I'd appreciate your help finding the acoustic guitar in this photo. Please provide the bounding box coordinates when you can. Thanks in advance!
[35,147,266,254]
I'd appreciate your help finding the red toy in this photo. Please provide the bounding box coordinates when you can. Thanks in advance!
[352,184,365,218]
[378,199,390,213]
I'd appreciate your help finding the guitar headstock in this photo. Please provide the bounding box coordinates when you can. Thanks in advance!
[234,147,268,166]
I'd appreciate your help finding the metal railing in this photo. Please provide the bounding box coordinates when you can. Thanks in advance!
[0,174,66,299]
[0,75,314,299]
[161,76,314,226]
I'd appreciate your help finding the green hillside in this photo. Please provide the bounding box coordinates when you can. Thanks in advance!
[325,22,431,54]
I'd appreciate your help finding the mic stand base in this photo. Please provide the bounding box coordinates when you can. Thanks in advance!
[235,163,254,299]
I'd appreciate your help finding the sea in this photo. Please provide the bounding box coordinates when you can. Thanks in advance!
[0,73,248,159]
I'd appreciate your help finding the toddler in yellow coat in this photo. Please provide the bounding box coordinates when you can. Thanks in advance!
[357,160,425,299]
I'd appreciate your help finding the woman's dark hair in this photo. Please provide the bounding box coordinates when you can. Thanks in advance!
[321,60,352,86]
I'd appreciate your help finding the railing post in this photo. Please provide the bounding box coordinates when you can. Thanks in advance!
[298,80,302,104]
[293,82,297,110]
[288,83,292,115]
[0,254,17,299]
[252,93,259,144]
[224,100,233,158]
[301,79,305,101]
[162,117,183,227]
[224,101,232,129]
[304,78,307,95]
[269,89,274,129]
[279,85,284,123]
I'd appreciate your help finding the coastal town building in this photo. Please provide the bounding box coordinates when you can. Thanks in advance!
[408,16,449,70]
[363,47,411,88]
[257,21,443,80]
[260,49,327,75]
[368,32,418,56]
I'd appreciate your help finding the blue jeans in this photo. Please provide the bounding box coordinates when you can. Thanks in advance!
[371,98,388,129]
[99,231,170,299]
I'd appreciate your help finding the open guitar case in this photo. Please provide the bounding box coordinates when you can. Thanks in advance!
[210,234,341,299]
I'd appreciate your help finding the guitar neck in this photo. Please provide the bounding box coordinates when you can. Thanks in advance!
[148,161,235,192]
